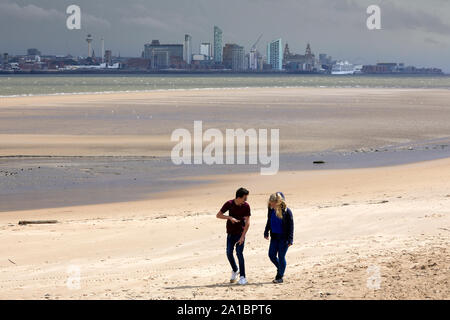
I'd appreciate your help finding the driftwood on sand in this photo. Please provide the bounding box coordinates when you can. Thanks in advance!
[18,220,58,226]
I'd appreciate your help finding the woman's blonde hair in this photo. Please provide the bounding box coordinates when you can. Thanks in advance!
[268,192,287,219]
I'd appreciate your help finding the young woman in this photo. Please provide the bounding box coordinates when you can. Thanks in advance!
[264,192,294,283]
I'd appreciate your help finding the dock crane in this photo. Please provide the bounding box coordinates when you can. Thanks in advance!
[250,34,263,51]
[249,34,263,70]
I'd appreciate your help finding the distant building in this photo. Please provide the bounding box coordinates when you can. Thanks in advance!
[192,54,205,61]
[125,58,151,70]
[267,39,282,70]
[191,54,215,69]
[319,53,332,65]
[283,43,317,72]
[184,34,192,65]
[104,50,112,65]
[86,34,93,58]
[214,26,223,63]
[222,44,245,70]
[231,45,245,71]
[257,55,264,71]
[27,48,41,56]
[362,62,443,74]
[143,40,183,68]
[200,43,212,60]
[249,48,259,70]
[151,48,169,69]
[318,53,334,72]
[222,44,236,69]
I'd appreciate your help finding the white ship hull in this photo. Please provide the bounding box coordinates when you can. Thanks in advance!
[331,70,355,75]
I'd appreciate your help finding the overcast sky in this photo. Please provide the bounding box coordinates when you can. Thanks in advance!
[1,0,449,71]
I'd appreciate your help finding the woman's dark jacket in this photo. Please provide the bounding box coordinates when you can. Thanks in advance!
[264,207,294,244]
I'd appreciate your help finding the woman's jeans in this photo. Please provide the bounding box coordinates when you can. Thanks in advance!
[226,234,245,277]
[268,234,289,278]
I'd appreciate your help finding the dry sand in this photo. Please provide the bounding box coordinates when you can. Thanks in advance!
[0,158,449,300]
[0,88,449,299]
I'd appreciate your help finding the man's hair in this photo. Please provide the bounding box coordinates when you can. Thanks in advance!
[236,187,249,199]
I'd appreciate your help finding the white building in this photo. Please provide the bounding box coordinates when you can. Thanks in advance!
[249,48,258,70]
[267,39,283,70]
[200,43,212,60]
[184,34,192,64]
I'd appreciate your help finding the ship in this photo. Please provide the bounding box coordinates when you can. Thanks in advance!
[331,61,362,75]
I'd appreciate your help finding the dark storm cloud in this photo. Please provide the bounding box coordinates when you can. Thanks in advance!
[382,1,450,35]
[0,0,449,71]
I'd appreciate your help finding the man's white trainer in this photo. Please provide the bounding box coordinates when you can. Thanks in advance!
[230,270,239,283]
[238,276,248,285]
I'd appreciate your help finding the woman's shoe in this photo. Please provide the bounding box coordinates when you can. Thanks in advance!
[230,269,239,283]
[272,278,284,284]
[238,276,248,285]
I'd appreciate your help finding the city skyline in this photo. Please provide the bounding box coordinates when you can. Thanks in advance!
[0,1,450,71]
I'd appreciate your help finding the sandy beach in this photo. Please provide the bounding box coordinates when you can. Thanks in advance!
[0,87,449,299]
[1,87,450,157]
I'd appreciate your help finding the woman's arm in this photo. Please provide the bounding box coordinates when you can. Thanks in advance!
[287,208,294,245]
[264,209,271,238]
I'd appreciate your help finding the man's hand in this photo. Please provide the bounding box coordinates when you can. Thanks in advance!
[238,235,245,245]
[288,243,293,247]
[264,236,269,240]
[229,217,240,224]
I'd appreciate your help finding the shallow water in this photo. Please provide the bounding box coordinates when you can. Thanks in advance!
[1,139,449,212]
[1,74,450,97]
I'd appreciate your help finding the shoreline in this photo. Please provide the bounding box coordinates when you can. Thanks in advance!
[2,87,450,212]
[1,76,450,98]
[2,85,446,99]
[1,147,450,213]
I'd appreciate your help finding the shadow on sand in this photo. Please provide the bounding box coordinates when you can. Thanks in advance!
[164,281,274,290]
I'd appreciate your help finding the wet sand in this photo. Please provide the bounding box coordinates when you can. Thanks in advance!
[1,87,450,157]
[1,87,450,211]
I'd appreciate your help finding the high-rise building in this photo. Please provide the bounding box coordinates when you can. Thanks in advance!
[231,45,245,71]
[223,44,245,71]
[214,26,223,64]
[86,34,93,58]
[257,55,264,71]
[184,34,192,64]
[222,43,235,69]
[249,48,258,70]
[104,50,112,65]
[27,48,41,56]
[267,39,282,70]
[101,38,105,63]
[2,53,8,67]
[200,43,212,60]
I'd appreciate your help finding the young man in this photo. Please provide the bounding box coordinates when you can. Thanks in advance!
[216,187,251,285]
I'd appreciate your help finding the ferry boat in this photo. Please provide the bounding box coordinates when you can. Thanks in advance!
[331,61,360,75]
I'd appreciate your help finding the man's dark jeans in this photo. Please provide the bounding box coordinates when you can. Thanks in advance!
[226,233,245,278]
